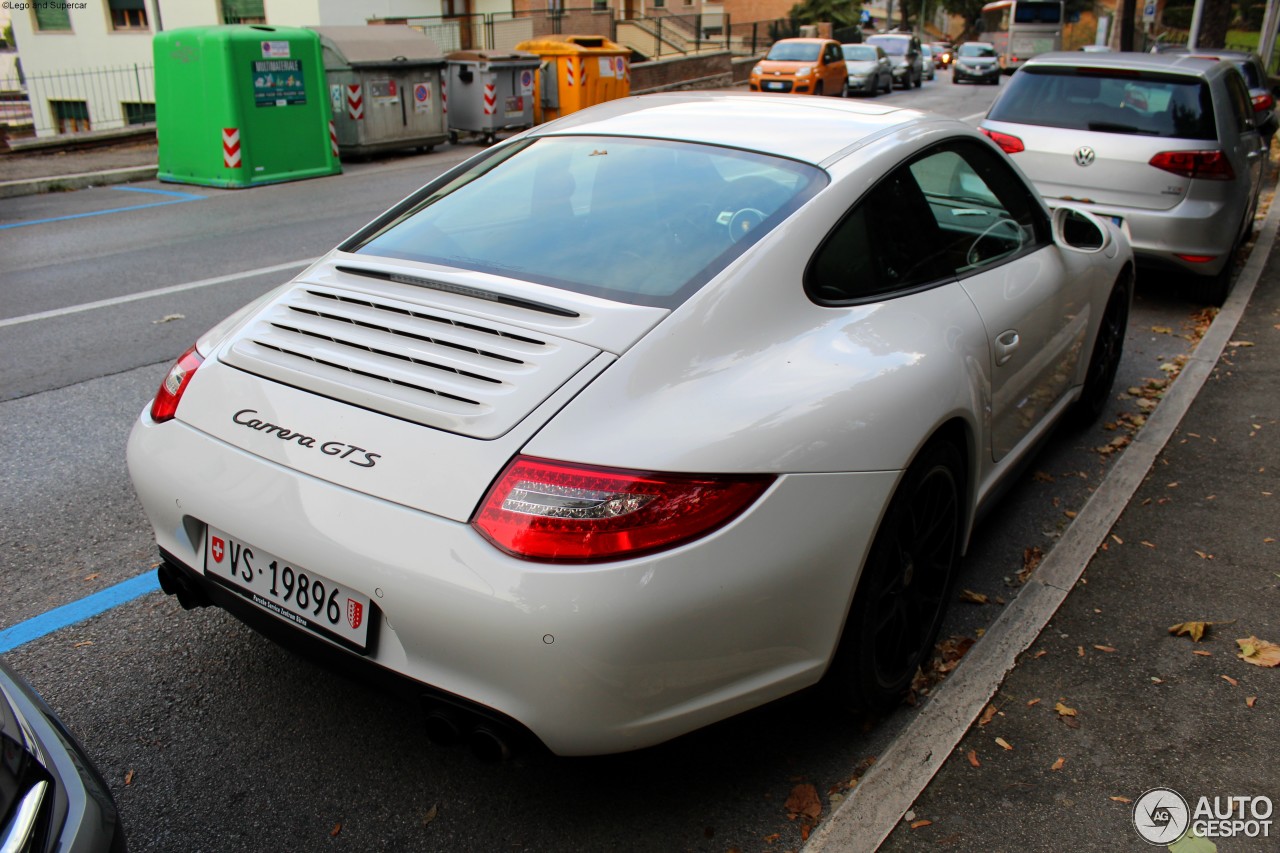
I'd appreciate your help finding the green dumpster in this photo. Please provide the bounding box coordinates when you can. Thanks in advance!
[154,25,342,188]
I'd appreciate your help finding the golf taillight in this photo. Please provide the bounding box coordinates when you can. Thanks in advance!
[980,128,1024,154]
[472,456,773,562]
[150,345,204,423]
[1253,91,1275,113]
[1149,149,1234,180]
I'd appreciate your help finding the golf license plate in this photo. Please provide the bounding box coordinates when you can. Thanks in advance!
[204,528,372,652]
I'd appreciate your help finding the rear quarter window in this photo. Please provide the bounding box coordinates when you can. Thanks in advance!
[988,68,1216,140]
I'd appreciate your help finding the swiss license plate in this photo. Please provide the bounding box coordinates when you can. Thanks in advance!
[204,528,372,653]
[766,81,785,90]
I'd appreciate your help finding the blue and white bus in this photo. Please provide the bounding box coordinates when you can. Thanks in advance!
[979,0,1065,73]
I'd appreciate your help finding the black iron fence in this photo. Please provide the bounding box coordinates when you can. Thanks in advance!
[0,63,155,137]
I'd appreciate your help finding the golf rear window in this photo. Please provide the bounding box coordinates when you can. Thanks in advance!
[987,67,1215,140]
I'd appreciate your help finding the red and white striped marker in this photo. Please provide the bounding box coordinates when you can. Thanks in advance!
[482,81,497,116]
[346,84,364,120]
[222,127,241,169]
[441,77,448,114]
[566,59,577,87]
[328,120,338,157]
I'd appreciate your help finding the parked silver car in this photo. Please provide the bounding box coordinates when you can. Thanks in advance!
[981,51,1266,303]
[920,44,937,80]
[841,43,893,96]
[1155,47,1278,144]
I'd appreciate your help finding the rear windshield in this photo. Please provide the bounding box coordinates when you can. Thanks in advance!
[345,137,826,309]
[843,45,877,61]
[958,43,995,57]
[868,37,907,55]
[767,42,821,62]
[986,67,1216,139]
[1014,3,1061,23]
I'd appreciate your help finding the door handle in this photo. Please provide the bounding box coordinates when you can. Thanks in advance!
[995,330,1020,366]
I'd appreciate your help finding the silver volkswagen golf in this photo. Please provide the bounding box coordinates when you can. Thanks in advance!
[980,51,1266,304]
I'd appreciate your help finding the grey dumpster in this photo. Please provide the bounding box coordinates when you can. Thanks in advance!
[311,25,447,158]
[445,50,540,145]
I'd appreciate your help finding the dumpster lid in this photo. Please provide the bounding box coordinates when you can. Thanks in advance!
[515,35,628,54]
[446,49,540,64]
[311,25,445,66]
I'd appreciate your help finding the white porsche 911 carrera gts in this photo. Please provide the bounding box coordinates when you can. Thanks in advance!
[128,93,1133,757]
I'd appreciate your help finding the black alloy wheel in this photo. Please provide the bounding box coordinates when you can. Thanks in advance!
[828,440,963,711]
[1073,274,1131,426]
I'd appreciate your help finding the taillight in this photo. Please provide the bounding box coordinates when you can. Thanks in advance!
[150,345,204,423]
[1253,92,1274,112]
[472,456,773,562]
[1149,150,1234,180]
[980,127,1024,154]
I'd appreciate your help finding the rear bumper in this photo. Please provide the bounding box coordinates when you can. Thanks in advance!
[128,409,897,755]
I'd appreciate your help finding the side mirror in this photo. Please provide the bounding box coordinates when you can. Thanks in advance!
[1052,205,1111,253]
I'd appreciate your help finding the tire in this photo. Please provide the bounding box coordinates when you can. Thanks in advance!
[953,74,960,84]
[1072,273,1131,426]
[913,68,922,88]
[883,75,893,95]
[826,440,964,712]
[1203,258,1234,307]
[838,79,849,98]
[815,81,824,97]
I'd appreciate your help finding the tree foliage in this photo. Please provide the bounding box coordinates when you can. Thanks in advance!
[789,0,862,28]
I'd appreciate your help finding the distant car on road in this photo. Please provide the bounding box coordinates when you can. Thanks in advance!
[953,41,1002,84]
[129,92,1133,757]
[931,42,954,67]
[920,44,937,80]
[866,32,924,88]
[750,38,848,96]
[841,43,893,96]
[981,51,1266,303]
[1,659,127,852]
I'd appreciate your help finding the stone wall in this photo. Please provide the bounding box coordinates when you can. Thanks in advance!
[630,50,735,92]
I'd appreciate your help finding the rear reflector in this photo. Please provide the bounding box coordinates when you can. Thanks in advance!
[980,127,1024,154]
[472,456,773,562]
[1149,149,1234,180]
[1174,254,1217,264]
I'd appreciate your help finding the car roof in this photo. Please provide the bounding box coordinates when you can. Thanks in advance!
[530,92,937,165]
[772,37,835,45]
[1022,50,1230,78]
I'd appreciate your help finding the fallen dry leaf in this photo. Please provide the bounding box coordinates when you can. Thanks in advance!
[978,704,998,726]
[73,641,93,648]
[1237,636,1280,667]
[959,589,989,605]
[1051,757,1066,771]
[1054,702,1078,717]
[1193,650,1213,657]
[1247,696,1258,708]
[967,750,980,768]
[1018,546,1044,584]
[1064,510,1078,519]
[1222,674,1239,687]
[1141,541,1157,549]
[1027,698,1041,707]
[910,820,933,830]
[1077,646,1086,658]
[1228,340,1255,347]
[995,737,1013,751]
[124,770,134,786]
[83,573,100,582]
[785,783,822,823]
[423,804,438,826]
[1094,645,1117,653]
[1110,796,1132,804]
[330,824,342,838]
[1169,621,1212,642]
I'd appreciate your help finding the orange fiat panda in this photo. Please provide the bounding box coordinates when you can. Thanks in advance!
[750,38,848,96]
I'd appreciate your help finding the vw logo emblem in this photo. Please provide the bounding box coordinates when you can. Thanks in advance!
[1075,146,1097,166]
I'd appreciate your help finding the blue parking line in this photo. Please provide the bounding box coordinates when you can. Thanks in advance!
[0,572,161,653]
[0,186,203,231]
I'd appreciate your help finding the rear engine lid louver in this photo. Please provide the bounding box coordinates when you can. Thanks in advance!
[219,285,600,439]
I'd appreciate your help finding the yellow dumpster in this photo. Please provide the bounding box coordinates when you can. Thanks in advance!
[515,36,631,123]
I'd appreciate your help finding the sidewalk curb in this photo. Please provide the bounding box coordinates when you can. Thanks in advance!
[0,165,159,199]
[803,174,1280,853]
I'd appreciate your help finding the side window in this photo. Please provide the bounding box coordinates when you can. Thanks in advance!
[807,139,1049,303]
[1224,71,1254,133]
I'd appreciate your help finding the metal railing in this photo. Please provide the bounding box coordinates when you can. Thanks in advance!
[0,63,155,137]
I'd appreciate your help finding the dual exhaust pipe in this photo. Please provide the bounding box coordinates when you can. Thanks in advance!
[156,557,521,761]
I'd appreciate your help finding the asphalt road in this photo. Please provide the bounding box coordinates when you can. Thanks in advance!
[0,74,1251,852]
